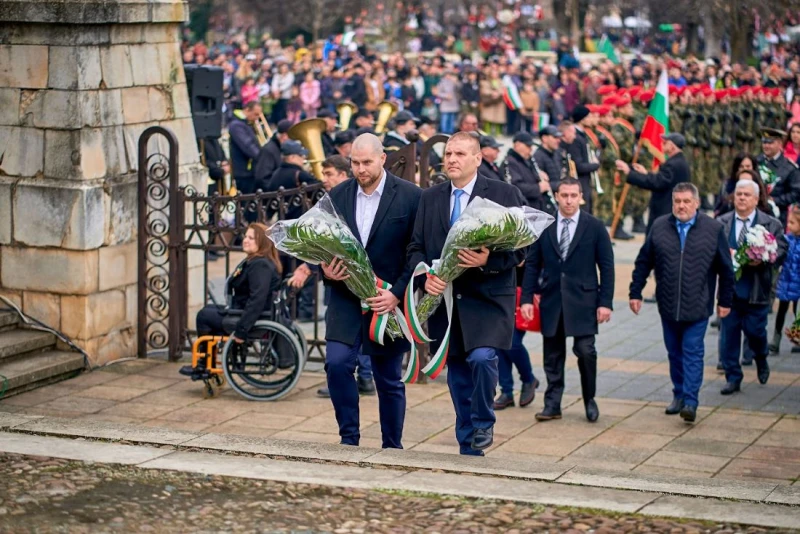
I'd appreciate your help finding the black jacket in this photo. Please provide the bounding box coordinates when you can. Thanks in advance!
[562,133,599,204]
[479,159,503,182]
[717,210,787,305]
[630,213,734,323]
[322,132,337,157]
[200,137,227,182]
[228,115,260,182]
[533,146,561,188]
[266,162,317,219]
[345,74,367,107]
[522,212,614,338]
[228,257,282,339]
[254,135,282,190]
[757,153,800,221]
[626,151,692,233]
[326,173,422,355]
[407,175,526,354]
[383,132,409,151]
[502,149,547,212]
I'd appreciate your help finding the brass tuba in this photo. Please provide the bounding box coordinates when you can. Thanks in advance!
[288,118,327,180]
[374,100,398,135]
[337,102,358,131]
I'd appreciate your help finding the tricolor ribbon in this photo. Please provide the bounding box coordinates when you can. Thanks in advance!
[361,277,421,384]
[403,261,453,380]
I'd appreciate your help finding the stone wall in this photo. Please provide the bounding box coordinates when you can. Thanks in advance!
[0,0,204,365]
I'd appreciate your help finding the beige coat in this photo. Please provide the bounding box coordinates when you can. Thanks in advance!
[519,89,540,119]
[480,79,507,125]
[365,80,385,111]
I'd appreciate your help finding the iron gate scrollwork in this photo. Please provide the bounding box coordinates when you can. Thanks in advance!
[137,126,182,359]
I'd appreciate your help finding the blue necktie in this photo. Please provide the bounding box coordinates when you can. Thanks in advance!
[450,189,465,226]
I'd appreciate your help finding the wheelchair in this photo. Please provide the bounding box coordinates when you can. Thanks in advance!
[188,284,308,401]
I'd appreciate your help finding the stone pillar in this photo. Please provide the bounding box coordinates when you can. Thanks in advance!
[0,0,203,365]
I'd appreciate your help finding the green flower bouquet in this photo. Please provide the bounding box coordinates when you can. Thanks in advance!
[268,195,403,340]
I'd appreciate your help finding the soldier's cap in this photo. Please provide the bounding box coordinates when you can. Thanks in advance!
[661,133,685,149]
[597,85,618,96]
[317,108,338,119]
[595,105,612,116]
[761,128,787,142]
[639,89,655,103]
[512,131,535,146]
[355,109,374,119]
[585,104,599,113]
[616,87,629,96]
[715,89,730,100]
[394,110,416,124]
[281,140,309,157]
[277,119,294,134]
[616,95,632,106]
[628,86,643,98]
[538,126,563,138]
[572,105,590,123]
[601,96,619,107]
[334,130,355,146]
[479,135,503,149]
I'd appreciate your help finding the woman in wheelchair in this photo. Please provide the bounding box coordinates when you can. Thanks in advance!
[180,222,282,377]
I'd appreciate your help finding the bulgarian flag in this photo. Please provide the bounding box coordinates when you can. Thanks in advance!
[502,77,522,110]
[640,69,669,170]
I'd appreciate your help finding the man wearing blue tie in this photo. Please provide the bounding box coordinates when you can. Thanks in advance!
[407,132,526,455]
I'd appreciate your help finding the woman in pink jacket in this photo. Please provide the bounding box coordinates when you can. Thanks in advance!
[300,71,321,119]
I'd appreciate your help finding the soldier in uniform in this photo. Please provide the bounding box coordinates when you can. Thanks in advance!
[707,89,730,208]
[758,127,800,223]
[735,87,756,155]
[694,87,714,203]
[615,92,648,234]
[594,105,630,238]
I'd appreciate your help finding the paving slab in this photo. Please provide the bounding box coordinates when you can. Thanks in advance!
[0,431,172,465]
[182,432,381,462]
[0,411,42,428]
[139,450,406,489]
[639,495,800,530]
[364,448,570,481]
[11,416,202,446]
[559,466,778,502]
[765,484,800,505]
[387,470,660,513]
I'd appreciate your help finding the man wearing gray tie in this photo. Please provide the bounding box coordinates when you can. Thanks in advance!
[521,177,615,423]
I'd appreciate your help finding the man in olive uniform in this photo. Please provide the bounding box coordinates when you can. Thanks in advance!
[735,87,756,155]
[707,90,731,207]
[608,96,637,237]
[694,88,714,202]
[758,127,800,223]
[618,92,648,234]
[594,105,631,238]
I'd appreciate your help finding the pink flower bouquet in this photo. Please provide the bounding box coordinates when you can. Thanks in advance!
[732,224,778,281]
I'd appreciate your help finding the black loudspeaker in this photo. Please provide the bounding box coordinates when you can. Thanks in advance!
[184,64,224,139]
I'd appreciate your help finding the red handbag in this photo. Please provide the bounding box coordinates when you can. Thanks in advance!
[515,287,540,332]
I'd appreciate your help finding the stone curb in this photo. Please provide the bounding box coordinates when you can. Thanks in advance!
[2,412,799,511]
[1,428,799,528]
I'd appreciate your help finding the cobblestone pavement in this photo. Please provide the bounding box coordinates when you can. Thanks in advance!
[0,453,791,533]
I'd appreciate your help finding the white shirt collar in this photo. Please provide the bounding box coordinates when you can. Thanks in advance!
[358,170,387,197]
[452,174,478,197]
[558,209,580,226]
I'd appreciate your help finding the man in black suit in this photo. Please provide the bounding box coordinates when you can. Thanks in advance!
[521,177,615,422]
[616,133,692,234]
[478,135,504,181]
[322,134,422,449]
[560,121,600,214]
[407,132,526,455]
[758,127,800,223]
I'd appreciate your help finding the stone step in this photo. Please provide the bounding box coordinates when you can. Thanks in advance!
[0,330,56,361]
[0,311,19,331]
[0,350,85,396]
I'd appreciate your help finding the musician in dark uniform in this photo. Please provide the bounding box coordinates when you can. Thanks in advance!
[758,127,800,223]
[199,136,229,260]
[533,127,564,190]
[502,132,552,213]
[318,108,339,157]
[351,109,375,135]
[383,110,416,151]
[334,130,355,158]
[560,120,600,214]
[479,136,504,181]
[254,119,293,192]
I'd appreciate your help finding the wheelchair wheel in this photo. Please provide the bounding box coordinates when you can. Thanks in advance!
[287,321,309,361]
[221,321,305,401]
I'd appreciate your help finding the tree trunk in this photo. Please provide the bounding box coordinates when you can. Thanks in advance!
[728,1,750,63]
[551,0,569,36]
[569,0,580,47]
[703,6,722,59]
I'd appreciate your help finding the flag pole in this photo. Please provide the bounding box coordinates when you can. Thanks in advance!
[609,137,644,239]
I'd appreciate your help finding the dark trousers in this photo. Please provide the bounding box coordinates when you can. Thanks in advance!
[446,347,498,456]
[498,329,536,396]
[721,298,769,385]
[196,305,226,335]
[579,177,593,214]
[774,300,798,335]
[660,316,707,408]
[325,332,405,448]
[235,175,257,223]
[542,314,597,408]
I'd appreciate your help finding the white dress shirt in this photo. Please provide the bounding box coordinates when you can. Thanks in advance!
[450,174,479,217]
[355,170,387,245]
[734,210,756,241]
[557,209,581,246]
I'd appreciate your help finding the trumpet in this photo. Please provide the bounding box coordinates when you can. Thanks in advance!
[337,102,358,131]
[253,111,273,146]
[374,101,398,135]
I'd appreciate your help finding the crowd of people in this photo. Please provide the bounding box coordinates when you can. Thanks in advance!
[185,26,800,453]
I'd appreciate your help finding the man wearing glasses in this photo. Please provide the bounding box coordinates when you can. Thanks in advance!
[757,128,800,224]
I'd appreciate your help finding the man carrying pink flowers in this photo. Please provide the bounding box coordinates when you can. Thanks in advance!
[718,176,788,396]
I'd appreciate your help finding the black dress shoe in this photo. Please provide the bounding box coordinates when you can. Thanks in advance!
[357,376,376,396]
[680,404,697,423]
[710,317,720,328]
[317,387,331,398]
[614,227,634,240]
[519,378,539,407]
[716,361,724,372]
[535,406,562,421]
[768,333,781,355]
[665,397,684,415]
[755,357,770,385]
[632,217,648,234]
[585,399,599,422]
[720,381,741,395]
[471,427,494,450]
[493,392,515,410]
